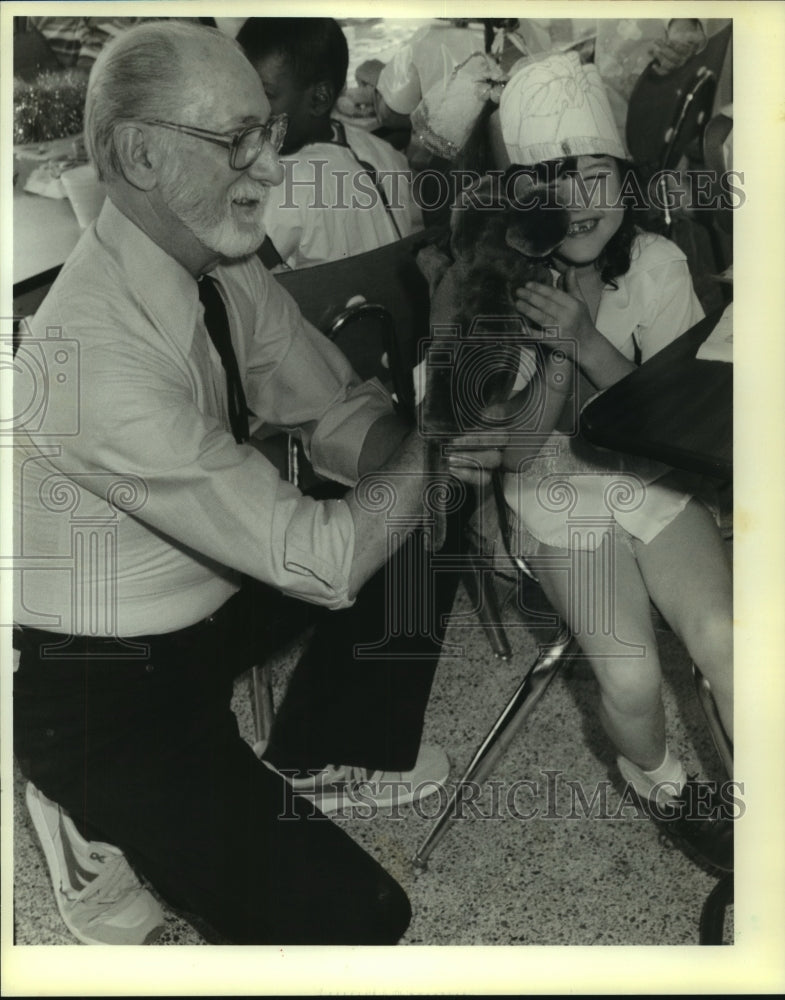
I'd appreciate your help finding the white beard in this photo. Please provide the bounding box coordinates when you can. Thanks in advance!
[159,168,269,259]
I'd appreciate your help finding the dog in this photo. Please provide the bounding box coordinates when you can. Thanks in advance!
[420,175,569,549]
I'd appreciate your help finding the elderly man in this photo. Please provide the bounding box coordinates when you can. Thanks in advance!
[13,21,502,946]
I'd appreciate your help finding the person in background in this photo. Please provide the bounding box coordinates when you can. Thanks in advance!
[506,18,730,133]
[356,18,486,176]
[26,16,169,70]
[237,17,422,270]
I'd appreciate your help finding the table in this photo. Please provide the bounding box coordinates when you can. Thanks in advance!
[13,136,87,317]
[13,184,82,289]
[580,308,732,480]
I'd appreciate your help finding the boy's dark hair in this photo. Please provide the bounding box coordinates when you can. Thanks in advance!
[237,17,349,102]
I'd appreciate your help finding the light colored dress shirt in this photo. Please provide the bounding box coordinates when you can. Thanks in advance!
[13,199,393,637]
[261,122,422,270]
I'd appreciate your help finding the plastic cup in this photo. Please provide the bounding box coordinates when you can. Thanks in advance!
[60,164,106,228]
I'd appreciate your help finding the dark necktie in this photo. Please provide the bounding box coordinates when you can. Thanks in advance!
[198,275,249,444]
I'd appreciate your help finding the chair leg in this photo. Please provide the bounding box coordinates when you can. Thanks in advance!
[462,554,512,661]
[692,664,734,944]
[699,872,734,945]
[251,664,275,756]
[692,663,733,779]
[412,625,574,871]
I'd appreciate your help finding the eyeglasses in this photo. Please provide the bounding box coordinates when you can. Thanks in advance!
[144,114,288,170]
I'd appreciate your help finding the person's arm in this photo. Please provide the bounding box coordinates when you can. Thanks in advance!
[500,349,575,471]
[346,422,504,598]
[244,265,504,596]
[373,91,414,131]
[374,38,423,119]
[515,246,705,386]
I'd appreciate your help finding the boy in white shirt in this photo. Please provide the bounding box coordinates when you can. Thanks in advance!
[237,17,422,271]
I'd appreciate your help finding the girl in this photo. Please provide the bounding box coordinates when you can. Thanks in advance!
[470,52,733,871]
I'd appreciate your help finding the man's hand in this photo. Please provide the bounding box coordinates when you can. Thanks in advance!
[440,402,510,488]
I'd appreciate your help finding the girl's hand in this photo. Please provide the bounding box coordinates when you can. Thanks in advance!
[514,267,596,352]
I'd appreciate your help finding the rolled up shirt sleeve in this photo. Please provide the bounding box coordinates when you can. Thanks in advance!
[277,496,355,603]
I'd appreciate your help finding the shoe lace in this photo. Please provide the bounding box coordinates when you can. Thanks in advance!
[66,851,146,914]
[323,765,391,801]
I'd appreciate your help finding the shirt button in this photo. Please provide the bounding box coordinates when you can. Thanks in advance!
[205,615,216,625]
[144,663,155,673]
[45,728,55,737]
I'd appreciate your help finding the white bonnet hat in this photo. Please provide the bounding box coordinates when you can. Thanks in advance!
[499,50,625,165]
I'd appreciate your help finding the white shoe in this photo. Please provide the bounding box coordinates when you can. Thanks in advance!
[25,783,164,945]
[617,754,688,808]
[267,744,450,815]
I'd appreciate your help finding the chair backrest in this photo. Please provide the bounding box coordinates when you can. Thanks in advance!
[272,230,438,414]
[626,24,733,181]
[324,300,403,398]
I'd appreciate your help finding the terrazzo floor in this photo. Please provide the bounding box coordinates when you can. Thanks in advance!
[12,570,734,951]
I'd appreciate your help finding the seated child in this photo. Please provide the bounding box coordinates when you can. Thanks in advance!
[237,17,422,270]
[430,51,734,873]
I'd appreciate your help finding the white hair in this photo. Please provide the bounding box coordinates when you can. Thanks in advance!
[84,20,242,181]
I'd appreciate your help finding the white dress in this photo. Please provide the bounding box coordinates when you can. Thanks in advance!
[504,231,705,556]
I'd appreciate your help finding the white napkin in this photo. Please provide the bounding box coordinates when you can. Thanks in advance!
[696,302,733,363]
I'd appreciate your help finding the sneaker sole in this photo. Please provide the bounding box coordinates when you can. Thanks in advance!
[24,784,102,945]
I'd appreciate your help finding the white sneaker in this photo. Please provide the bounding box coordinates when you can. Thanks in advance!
[25,782,164,945]
[267,744,450,815]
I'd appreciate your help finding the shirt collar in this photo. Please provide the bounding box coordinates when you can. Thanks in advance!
[95,197,201,349]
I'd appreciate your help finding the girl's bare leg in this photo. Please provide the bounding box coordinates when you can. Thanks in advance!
[533,533,667,770]
[633,499,733,740]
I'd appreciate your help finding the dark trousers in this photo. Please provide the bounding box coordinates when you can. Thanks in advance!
[14,510,468,944]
